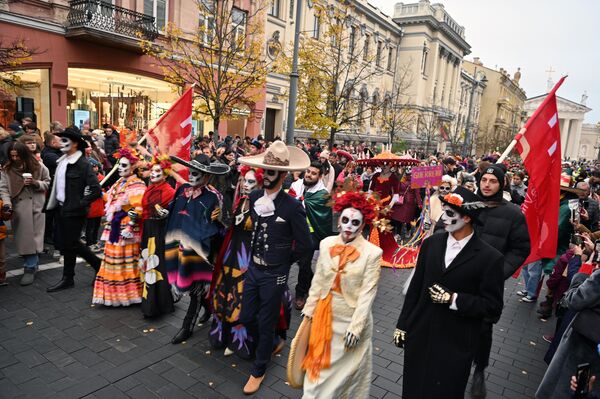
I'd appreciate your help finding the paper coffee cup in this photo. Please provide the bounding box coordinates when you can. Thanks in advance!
[22,173,32,179]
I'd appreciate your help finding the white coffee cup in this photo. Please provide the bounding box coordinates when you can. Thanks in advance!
[22,173,32,180]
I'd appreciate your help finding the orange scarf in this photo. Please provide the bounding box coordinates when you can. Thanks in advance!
[302,244,360,382]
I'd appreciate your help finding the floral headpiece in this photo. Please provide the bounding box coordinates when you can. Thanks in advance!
[113,148,140,164]
[151,153,172,175]
[239,165,264,186]
[332,191,377,224]
[443,193,464,207]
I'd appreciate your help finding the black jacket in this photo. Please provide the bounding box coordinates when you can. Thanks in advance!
[103,133,120,163]
[46,153,101,217]
[41,147,62,179]
[249,189,312,267]
[0,137,13,166]
[397,232,504,398]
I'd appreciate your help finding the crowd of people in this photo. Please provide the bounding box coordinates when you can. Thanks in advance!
[0,116,598,398]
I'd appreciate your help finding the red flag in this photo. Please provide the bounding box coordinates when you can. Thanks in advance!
[516,76,566,266]
[147,86,193,165]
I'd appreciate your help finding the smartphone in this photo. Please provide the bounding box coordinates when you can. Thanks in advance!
[575,363,591,396]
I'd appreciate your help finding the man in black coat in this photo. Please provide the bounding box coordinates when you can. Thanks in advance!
[237,141,312,395]
[45,126,102,292]
[471,164,531,397]
[102,124,120,166]
[41,132,63,246]
[394,187,505,399]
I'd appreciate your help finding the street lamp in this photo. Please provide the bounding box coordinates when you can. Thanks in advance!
[462,69,487,156]
[285,0,303,145]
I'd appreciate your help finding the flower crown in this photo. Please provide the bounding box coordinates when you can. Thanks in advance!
[239,165,264,186]
[151,153,172,175]
[332,181,377,224]
[113,148,140,164]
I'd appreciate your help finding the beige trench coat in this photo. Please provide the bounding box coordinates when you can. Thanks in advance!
[0,165,50,255]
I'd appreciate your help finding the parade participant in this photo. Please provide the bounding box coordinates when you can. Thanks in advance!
[210,166,293,357]
[394,187,504,399]
[0,142,50,285]
[289,161,333,310]
[427,175,456,235]
[139,155,176,318]
[166,154,230,344]
[297,190,382,398]
[393,169,422,239]
[469,164,530,397]
[46,126,102,292]
[92,148,146,306]
[318,150,335,192]
[237,140,312,395]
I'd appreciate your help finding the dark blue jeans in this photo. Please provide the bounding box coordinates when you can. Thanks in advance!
[239,262,290,377]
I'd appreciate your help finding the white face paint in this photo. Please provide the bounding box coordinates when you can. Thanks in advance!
[118,158,132,177]
[59,137,72,153]
[188,168,205,187]
[440,204,467,233]
[150,164,164,184]
[242,170,258,195]
[263,169,280,189]
[339,207,364,243]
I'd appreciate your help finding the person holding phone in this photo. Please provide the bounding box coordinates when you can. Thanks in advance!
[571,372,597,399]
[536,268,600,398]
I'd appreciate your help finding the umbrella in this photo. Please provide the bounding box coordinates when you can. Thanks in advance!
[356,151,420,167]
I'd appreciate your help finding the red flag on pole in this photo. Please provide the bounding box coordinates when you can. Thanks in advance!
[516,76,566,266]
[147,86,193,164]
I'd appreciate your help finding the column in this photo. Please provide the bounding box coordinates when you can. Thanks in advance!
[442,55,453,109]
[572,119,583,159]
[433,47,446,104]
[50,61,68,125]
[561,118,571,159]
[447,59,459,111]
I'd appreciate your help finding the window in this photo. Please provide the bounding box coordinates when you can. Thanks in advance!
[363,34,370,61]
[269,0,280,18]
[349,26,356,57]
[199,0,215,46]
[289,0,294,19]
[387,47,393,71]
[231,8,247,50]
[312,15,320,39]
[144,0,167,30]
[376,41,383,67]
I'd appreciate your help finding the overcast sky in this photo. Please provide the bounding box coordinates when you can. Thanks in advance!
[369,0,600,124]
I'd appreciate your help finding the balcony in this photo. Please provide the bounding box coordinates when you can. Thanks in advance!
[65,0,158,51]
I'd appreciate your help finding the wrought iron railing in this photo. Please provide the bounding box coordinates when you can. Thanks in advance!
[66,0,158,41]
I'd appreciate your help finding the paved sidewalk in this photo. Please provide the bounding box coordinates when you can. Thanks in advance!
[0,263,552,398]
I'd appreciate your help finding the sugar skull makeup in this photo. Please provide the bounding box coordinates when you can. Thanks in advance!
[150,164,165,184]
[339,207,364,243]
[438,184,452,195]
[59,137,72,153]
[242,170,258,195]
[118,158,132,177]
[188,168,205,187]
[440,204,466,233]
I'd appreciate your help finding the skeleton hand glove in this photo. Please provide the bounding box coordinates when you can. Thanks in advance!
[428,283,454,305]
[393,328,406,348]
[344,331,360,349]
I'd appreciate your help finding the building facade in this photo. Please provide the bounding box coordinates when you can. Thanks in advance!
[264,0,402,143]
[524,94,592,160]
[579,123,600,161]
[463,58,526,154]
[451,68,484,153]
[0,0,264,138]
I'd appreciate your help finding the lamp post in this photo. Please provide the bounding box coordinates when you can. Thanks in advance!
[285,0,303,145]
[462,69,487,156]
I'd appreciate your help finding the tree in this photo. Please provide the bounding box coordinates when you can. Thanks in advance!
[416,106,442,155]
[277,0,388,145]
[0,39,40,94]
[379,64,416,145]
[141,0,269,138]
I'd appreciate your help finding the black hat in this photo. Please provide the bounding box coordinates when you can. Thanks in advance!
[55,126,88,152]
[170,154,230,175]
[480,164,506,190]
[439,186,487,225]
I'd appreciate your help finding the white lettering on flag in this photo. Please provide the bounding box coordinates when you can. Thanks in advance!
[548,113,557,128]
[548,141,557,156]
[180,115,192,128]
[182,134,192,145]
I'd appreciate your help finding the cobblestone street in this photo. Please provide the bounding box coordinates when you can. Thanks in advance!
[0,254,552,399]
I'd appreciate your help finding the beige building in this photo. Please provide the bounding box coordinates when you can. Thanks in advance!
[524,94,592,160]
[392,1,471,150]
[463,58,526,154]
[264,0,402,143]
[451,68,485,153]
[579,123,600,161]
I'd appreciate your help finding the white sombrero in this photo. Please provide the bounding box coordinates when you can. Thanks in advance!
[238,140,310,172]
[287,317,311,388]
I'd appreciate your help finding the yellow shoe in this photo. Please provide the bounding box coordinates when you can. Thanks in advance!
[243,375,265,395]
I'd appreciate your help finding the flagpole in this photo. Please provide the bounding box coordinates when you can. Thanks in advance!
[496,75,567,164]
[100,133,149,186]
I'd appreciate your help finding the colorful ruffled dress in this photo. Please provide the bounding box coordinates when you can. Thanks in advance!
[93,175,146,306]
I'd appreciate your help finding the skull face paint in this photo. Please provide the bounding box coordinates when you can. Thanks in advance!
[118,158,132,177]
[59,137,73,153]
[438,183,452,195]
[440,204,466,233]
[150,164,165,184]
[242,170,258,195]
[262,169,280,189]
[188,168,205,187]
[339,207,364,243]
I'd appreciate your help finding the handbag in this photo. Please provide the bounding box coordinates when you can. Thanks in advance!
[572,308,600,343]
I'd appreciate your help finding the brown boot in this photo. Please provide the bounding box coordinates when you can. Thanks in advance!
[0,270,7,286]
[243,375,264,395]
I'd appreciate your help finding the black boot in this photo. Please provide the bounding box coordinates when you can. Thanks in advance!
[471,368,487,398]
[47,277,74,293]
[197,295,211,324]
[171,291,201,344]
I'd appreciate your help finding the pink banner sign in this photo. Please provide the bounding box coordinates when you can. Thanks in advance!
[410,165,444,188]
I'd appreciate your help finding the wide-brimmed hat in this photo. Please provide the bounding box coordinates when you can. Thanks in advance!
[170,154,230,175]
[439,186,486,225]
[55,126,88,151]
[238,140,310,172]
[560,173,586,196]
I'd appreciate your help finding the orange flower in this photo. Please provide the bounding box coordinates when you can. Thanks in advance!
[444,193,463,207]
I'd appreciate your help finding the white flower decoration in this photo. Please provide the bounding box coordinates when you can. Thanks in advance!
[139,248,160,285]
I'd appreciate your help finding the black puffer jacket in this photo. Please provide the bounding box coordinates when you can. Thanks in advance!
[474,200,530,279]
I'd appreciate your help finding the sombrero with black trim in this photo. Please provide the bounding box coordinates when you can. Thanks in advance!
[170,154,230,175]
[439,186,487,225]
